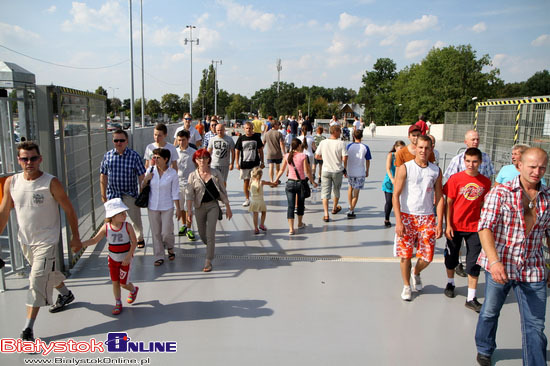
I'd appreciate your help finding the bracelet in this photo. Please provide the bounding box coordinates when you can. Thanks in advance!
[490,260,500,267]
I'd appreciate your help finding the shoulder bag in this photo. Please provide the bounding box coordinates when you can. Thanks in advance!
[134,168,153,208]
[290,157,311,199]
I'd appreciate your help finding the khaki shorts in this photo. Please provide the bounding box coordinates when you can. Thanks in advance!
[21,243,66,307]
[212,165,230,183]
[321,171,343,199]
[179,182,188,211]
[240,168,253,180]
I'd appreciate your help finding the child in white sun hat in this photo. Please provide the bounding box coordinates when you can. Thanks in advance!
[82,198,139,315]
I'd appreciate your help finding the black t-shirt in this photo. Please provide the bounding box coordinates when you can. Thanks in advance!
[289,120,299,135]
[201,178,220,203]
[235,134,264,170]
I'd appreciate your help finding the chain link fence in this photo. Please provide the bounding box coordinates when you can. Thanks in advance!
[444,97,550,183]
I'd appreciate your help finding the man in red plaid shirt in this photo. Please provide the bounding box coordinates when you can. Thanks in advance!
[474,147,549,366]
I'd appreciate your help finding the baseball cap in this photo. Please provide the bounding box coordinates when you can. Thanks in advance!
[104,198,129,218]
[408,124,422,134]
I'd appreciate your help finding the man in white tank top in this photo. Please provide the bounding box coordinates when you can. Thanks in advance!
[0,142,82,341]
[393,136,444,301]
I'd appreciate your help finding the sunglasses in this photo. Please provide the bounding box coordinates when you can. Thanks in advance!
[18,156,40,163]
[113,139,126,143]
[184,118,192,121]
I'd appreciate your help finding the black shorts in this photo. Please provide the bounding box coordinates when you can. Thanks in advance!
[444,231,481,277]
[267,158,282,164]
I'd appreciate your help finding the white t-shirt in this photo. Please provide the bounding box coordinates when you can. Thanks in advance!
[174,125,202,146]
[353,120,362,130]
[177,146,197,184]
[346,142,372,177]
[316,138,347,173]
[144,142,178,164]
[298,134,315,158]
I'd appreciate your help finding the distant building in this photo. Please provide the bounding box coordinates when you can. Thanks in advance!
[339,103,365,125]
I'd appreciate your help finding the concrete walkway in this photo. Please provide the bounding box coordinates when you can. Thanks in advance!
[0,135,547,366]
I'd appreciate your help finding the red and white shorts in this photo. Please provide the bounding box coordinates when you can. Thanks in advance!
[394,213,436,263]
[108,256,131,285]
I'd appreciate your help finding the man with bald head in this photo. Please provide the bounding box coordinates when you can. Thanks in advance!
[474,147,549,366]
[444,130,495,180]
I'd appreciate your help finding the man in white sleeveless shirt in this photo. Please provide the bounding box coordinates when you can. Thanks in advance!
[0,142,82,341]
[393,135,444,301]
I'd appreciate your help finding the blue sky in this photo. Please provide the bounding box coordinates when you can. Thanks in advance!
[1,0,549,102]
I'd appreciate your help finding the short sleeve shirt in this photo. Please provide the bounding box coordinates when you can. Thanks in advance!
[346,142,372,177]
[264,129,284,160]
[316,138,347,173]
[100,148,146,199]
[209,135,235,167]
[443,171,491,232]
[235,134,264,170]
[144,142,178,163]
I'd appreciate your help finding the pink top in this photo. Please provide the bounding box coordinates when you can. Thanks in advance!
[286,152,308,180]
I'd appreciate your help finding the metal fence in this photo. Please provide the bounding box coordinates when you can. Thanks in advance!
[444,97,550,183]
[0,84,183,291]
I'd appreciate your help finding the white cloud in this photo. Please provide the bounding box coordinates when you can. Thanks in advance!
[405,40,431,59]
[45,5,57,14]
[434,40,446,49]
[0,22,40,43]
[61,1,125,32]
[170,53,187,62]
[531,34,550,47]
[197,13,210,26]
[216,0,276,32]
[287,54,313,70]
[338,12,361,30]
[307,20,318,28]
[472,22,487,33]
[327,38,347,54]
[364,14,438,39]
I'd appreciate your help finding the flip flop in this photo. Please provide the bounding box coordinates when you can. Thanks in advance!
[323,216,330,222]
[154,259,164,266]
[137,240,145,248]
[168,251,175,260]
[203,264,213,272]
[331,206,342,214]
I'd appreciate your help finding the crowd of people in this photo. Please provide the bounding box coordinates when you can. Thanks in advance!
[0,113,548,366]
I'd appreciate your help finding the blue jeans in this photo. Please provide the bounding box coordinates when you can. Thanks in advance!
[475,272,547,365]
[285,180,304,219]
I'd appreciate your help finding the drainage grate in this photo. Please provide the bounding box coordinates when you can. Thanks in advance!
[177,253,444,264]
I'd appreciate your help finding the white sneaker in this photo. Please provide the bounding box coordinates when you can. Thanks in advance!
[242,199,250,207]
[412,273,422,292]
[401,286,412,301]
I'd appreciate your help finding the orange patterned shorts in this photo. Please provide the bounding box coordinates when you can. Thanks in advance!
[395,213,436,262]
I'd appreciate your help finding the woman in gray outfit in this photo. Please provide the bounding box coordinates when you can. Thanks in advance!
[186,149,232,272]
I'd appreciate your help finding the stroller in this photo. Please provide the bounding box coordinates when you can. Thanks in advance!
[341,126,351,141]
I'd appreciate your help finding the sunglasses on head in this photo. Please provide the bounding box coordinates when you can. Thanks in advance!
[18,156,40,163]
[113,139,126,143]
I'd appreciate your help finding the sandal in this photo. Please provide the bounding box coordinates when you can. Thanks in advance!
[297,223,306,229]
[137,240,145,248]
[331,205,342,214]
[127,287,139,304]
[254,228,260,235]
[168,250,175,260]
[112,303,122,315]
[288,230,295,235]
[323,216,330,222]
[203,263,213,272]
[259,224,267,231]
[154,259,164,266]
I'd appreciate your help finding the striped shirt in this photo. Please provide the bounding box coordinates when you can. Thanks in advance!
[107,222,131,262]
[100,148,146,199]
[444,151,495,180]
[477,176,550,282]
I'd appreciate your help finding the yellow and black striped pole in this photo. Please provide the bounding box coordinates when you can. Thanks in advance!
[474,103,479,131]
[514,103,521,144]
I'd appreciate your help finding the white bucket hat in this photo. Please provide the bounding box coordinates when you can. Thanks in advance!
[104,198,129,218]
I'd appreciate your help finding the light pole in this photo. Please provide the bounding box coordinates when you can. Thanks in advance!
[466,96,478,124]
[139,0,145,128]
[393,103,402,125]
[128,0,136,144]
[276,58,282,94]
[185,25,199,114]
[202,91,205,122]
[212,60,222,116]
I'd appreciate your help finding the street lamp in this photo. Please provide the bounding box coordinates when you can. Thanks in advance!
[184,25,199,114]
[393,104,402,125]
[466,97,478,124]
[212,60,222,116]
[202,91,205,122]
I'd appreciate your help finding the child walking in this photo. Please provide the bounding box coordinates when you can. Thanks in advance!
[82,198,139,315]
[249,166,276,234]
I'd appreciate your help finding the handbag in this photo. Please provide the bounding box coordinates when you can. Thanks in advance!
[290,158,311,199]
[199,173,223,220]
[135,168,153,208]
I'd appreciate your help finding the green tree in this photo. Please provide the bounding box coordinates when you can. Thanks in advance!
[161,93,184,120]
[522,70,550,96]
[146,99,161,118]
[357,58,397,124]
[392,45,501,122]
[95,86,110,113]
[110,98,121,115]
[225,94,251,121]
